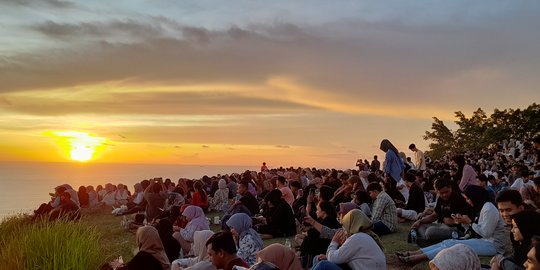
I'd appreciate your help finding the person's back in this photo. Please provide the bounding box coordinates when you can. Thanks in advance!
[119,251,163,270]
[327,232,386,270]
[145,183,167,222]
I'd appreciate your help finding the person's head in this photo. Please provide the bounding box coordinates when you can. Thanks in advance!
[316,200,337,220]
[380,139,398,154]
[366,182,382,200]
[353,190,371,206]
[318,185,334,202]
[451,155,466,168]
[429,243,480,270]
[477,174,488,188]
[226,213,252,239]
[117,183,125,190]
[256,243,301,270]
[403,172,416,188]
[237,181,249,195]
[463,185,490,213]
[263,162,266,166]
[182,205,205,222]
[264,189,282,207]
[60,191,71,202]
[533,177,540,194]
[409,144,417,151]
[533,136,540,149]
[496,189,525,225]
[289,180,301,195]
[373,155,378,160]
[277,176,286,187]
[341,209,373,236]
[434,178,453,201]
[206,231,237,268]
[525,236,540,270]
[511,211,540,244]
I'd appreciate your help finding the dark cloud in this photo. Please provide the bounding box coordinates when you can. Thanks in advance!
[1,0,73,8]
[201,145,209,148]
[2,14,540,110]
[30,20,163,40]
[275,145,290,149]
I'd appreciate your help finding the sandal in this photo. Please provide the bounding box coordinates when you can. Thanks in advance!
[397,255,419,266]
[395,251,411,257]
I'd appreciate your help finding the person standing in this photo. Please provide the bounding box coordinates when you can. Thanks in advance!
[371,155,381,172]
[408,144,426,172]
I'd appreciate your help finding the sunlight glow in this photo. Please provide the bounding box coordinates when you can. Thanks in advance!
[50,131,106,162]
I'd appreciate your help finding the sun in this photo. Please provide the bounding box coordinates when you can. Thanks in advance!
[49,131,106,162]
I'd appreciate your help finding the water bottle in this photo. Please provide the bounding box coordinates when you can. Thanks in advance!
[284,238,292,249]
[410,229,417,244]
[451,230,459,239]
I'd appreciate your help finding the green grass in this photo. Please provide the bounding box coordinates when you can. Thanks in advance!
[0,209,491,270]
[0,214,103,270]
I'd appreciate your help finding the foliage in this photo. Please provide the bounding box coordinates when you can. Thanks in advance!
[0,215,103,270]
[424,103,540,159]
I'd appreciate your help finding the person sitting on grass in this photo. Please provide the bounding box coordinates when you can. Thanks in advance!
[311,209,386,270]
[112,226,171,270]
[253,189,296,239]
[396,185,511,265]
[225,213,264,266]
[205,231,249,270]
[174,205,210,257]
[191,181,209,213]
[210,179,229,213]
[155,218,181,264]
[171,230,215,270]
[299,200,342,268]
[145,178,168,222]
[366,182,398,236]
[397,172,425,222]
[49,191,81,221]
[490,211,540,270]
[411,178,472,245]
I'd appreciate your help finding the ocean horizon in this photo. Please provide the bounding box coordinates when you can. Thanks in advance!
[0,161,259,220]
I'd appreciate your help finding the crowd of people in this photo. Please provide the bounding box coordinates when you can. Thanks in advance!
[33,136,540,270]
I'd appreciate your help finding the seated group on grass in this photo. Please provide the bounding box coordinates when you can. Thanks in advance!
[41,136,540,270]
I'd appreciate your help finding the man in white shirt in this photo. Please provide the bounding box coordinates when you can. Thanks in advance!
[511,168,534,190]
[409,144,426,171]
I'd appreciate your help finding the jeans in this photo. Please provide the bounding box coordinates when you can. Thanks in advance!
[421,238,497,260]
[373,221,392,236]
[311,260,342,270]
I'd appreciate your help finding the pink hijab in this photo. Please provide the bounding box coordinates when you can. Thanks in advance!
[182,205,209,230]
[257,244,301,270]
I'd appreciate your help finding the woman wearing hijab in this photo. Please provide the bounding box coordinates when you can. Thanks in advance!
[379,139,405,185]
[451,155,480,191]
[226,213,264,266]
[171,230,216,270]
[210,179,230,213]
[117,226,171,270]
[490,210,540,270]
[311,209,386,270]
[174,206,210,257]
[397,185,511,265]
[156,218,181,263]
[256,243,302,270]
[429,244,481,270]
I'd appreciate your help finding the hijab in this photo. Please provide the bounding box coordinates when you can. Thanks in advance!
[182,205,210,230]
[512,211,540,264]
[341,209,383,250]
[218,179,227,189]
[430,244,481,270]
[226,213,264,250]
[256,243,301,270]
[136,226,171,270]
[192,230,216,262]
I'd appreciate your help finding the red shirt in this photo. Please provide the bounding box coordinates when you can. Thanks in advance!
[225,258,249,270]
[191,191,208,208]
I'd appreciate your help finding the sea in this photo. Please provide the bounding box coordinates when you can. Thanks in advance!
[0,162,257,221]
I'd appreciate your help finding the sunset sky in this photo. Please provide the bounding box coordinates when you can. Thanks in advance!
[1,0,539,168]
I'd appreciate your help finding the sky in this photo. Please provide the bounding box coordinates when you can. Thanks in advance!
[1,0,539,168]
